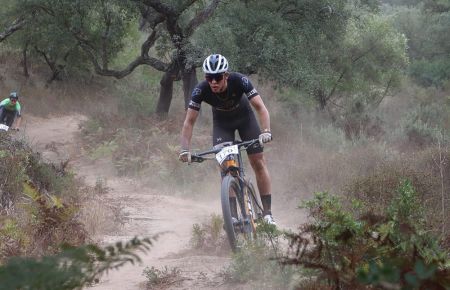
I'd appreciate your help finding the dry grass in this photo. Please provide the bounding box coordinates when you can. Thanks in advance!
[78,179,126,237]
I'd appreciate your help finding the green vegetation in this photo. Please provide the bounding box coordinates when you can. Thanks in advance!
[1,0,450,288]
[190,214,228,253]
[0,237,155,290]
[283,181,450,289]
[142,265,183,289]
[0,133,86,260]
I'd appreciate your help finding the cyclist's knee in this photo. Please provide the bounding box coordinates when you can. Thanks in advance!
[248,153,266,171]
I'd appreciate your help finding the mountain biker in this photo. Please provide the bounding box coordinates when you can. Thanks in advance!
[0,91,22,131]
[179,54,276,225]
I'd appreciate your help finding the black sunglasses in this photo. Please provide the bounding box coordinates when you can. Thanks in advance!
[205,73,224,82]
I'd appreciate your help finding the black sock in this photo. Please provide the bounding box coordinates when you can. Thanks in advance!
[261,194,272,216]
[229,197,238,218]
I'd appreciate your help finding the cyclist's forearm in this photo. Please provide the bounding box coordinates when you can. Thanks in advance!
[180,109,199,150]
[250,95,271,131]
[14,116,22,128]
[258,108,271,132]
[180,124,193,150]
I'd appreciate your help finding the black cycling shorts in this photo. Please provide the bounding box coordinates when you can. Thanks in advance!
[212,110,263,155]
[0,108,17,127]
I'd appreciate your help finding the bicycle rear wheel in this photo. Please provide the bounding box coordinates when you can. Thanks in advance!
[221,175,252,251]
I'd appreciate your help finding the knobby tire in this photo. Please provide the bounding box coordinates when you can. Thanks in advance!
[221,175,241,251]
[221,175,261,251]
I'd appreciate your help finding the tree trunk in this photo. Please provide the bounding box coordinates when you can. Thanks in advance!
[314,88,328,110]
[156,69,178,116]
[182,68,198,109]
[22,42,29,78]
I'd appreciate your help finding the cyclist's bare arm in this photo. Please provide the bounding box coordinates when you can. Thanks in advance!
[180,108,199,151]
[13,116,22,130]
[249,95,271,132]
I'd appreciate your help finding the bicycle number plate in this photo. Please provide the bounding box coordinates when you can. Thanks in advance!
[216,145,238,165]
[0,124,9,131]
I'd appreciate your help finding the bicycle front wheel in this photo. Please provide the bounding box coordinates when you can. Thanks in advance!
[221,175,245,251]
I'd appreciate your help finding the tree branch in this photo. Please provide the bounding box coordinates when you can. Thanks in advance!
[139,6,165,30]
[374,74,394,107]
[141,29,159,57]
[185,0,221,37]
[139,0,178,17]
[178,0,199,14]
[75,30,168,79]
[326,44,378,102]
[0,17,26,43]
[101,3,112,69]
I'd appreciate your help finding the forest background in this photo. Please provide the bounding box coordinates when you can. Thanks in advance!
[0,0,449,289]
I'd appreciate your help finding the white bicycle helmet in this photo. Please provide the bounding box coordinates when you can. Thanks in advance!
[202,54,229,74]
[9,91,19,100]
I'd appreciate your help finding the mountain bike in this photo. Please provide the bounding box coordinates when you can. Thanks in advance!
[190,138,264,251]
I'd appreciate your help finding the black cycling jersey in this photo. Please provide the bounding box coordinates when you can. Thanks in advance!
[188,72,263,154]
[188,72,259,119]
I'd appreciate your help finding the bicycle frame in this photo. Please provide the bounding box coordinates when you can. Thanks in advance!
[191,139,259,196]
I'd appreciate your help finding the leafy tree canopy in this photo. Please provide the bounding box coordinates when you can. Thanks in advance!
[196,0,407,112]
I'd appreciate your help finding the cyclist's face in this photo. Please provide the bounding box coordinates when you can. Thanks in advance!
[205,73,228,93]
[10,98,17,103]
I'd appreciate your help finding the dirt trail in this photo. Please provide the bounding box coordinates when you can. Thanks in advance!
[22,114,304,290]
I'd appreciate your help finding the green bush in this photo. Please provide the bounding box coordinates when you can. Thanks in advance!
[397,102,450,148]
[410,59,450,88]
[283,181,450,289]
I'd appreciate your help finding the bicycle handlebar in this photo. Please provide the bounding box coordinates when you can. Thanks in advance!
[190,138,263,163]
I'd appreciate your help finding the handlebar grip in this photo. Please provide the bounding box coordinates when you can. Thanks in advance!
[190,155,204,163]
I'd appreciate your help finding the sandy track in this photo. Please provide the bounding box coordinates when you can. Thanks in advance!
[23,114,304,290]
[22,114,232,289]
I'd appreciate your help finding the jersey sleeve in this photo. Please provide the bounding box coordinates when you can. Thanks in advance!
[240,75,259,100]
[188,86,203,111]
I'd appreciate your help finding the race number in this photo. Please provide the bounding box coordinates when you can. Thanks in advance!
[215,145,238,165]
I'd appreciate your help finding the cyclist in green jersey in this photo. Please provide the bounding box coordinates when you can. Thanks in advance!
[0,91,22,131]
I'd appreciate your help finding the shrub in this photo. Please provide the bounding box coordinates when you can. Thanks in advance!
[79,114,217,194]
[142,266,183,289]
[283,181,450,289]
[345,147,450,236]
[190,214,228,253]
[0,134,87,261]
[222,225,299,289]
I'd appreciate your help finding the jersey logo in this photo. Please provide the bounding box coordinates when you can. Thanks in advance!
[189,100,201,109]
[241,77,249,88]
[246,88,257,98]
[192,88,202,96]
